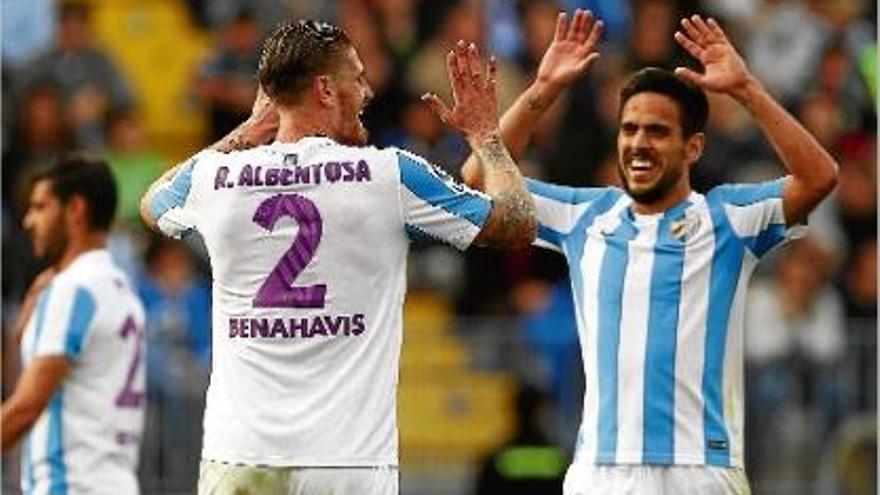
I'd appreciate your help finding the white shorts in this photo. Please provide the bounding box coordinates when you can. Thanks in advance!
[563,463,751,495]
[198,459,399,495]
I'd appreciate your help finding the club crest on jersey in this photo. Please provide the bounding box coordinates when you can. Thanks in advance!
[670,214,701,242]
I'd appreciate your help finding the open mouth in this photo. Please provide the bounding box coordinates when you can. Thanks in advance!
[628,158,657,179]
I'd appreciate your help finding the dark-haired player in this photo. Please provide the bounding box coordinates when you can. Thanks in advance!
[461,14,838,494]
[2,156,146,494]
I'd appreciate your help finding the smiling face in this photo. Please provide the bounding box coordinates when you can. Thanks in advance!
[617,92,703,209]
[329,46,374,146]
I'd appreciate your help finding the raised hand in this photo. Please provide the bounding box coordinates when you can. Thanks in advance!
[536,9,603,89]
[422,40,500,142]
[674,15,754,98]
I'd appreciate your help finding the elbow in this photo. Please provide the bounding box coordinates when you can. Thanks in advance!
[139,191,158,231]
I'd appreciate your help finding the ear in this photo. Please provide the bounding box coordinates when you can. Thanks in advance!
[65,195,89,227]
[685,132,705,168]
[313,75,337,108]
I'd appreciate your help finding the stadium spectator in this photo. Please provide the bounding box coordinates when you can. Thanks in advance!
[15,1,135,150]
[1,156,146,494]
[463,13,839,493]
[141,18,537,493]
[195,10,262,144]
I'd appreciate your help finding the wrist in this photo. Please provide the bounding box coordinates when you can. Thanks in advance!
[529,77,564,110]
[466,131,502,148]
[730,74,764,109]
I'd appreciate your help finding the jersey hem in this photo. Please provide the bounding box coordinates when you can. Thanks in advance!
[576,451,743,469]
[201,452,399,468]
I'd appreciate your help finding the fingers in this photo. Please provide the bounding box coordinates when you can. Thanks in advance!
[681,15,724,46]
[554,12,567,41]
[454,40,470,84]
[674,31,704,59]
[674,67,705,87]
[566,9,585,40]
[421,93,452,124]
[706,18,729,42]
[574,52,600,74]
[466,43,484,85]
[487,55,498,88]
[576,10,594,43]
[584,19,604,49]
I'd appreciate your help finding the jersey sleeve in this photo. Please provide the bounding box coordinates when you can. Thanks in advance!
[394,149,492,251]
[708,177,806,258]
[148,150,213,239]
[527,178,609,253]
[29,282,97,361]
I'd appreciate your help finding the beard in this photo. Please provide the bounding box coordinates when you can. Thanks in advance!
[32,226,67,266]
[618,157,686,205]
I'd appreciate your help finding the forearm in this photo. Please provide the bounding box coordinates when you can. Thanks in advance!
[1,399,40,451]
[471,134,537,248]
[462,80,563,188]
[733,77,838,192]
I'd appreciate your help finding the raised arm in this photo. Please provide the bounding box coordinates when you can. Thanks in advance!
[674,15,838,225]
[460,9,603,189]
[421,41,537,248]
[140,87,279,232]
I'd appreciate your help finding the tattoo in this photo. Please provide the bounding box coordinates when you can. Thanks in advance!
[471,135,538,248]
[210,122,259,153]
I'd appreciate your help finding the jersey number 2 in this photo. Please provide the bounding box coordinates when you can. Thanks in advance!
[252,193,326,309]
[115,316,144,409]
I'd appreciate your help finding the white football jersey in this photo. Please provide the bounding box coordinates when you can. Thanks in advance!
[19,249,146,495]
[149,137,492,466]
[528,177,803,469]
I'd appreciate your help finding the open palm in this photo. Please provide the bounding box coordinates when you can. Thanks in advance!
[673,15,751,95]
[536,9,603,88]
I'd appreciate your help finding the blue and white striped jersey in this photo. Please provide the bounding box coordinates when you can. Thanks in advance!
[148,137,491,467]
[19,250,146,495]
[528,177,803,469]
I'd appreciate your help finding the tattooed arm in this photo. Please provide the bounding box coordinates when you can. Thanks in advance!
[423,41,537,248]
[461,9,602,189]
[141,87,278,232]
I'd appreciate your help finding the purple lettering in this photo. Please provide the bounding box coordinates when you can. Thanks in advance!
[324,315,344,336]
[325,162,341,183]
[280,169,294,185]
[215,166,230,190]
[294,166,310,184]
[266,168,280,186]
[251,318,270,337]
[240,318,250,338]
[351,314,366,335]
[341,161,355,181]
[270,318,289,338]
[254,166,264,186]
[230,318,239,337]
[290,317,309,337]
[311,316,327,336]
[238,165,254,186]
[356,160,371,181]
[312,163,323,184]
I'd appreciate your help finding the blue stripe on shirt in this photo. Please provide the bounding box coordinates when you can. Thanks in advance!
[65,288,96,358]
[642,202,690,464]
[561,190,621,460]
[707,178,785,206]
[47,390,67,494]
[743,223,788,258]
[397,152,491,227]
[149,158,196,220]
[24,284,53,494]
[595,211,638,464]
[702,198,744,467]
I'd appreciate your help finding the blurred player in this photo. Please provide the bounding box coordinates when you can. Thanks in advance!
[2,156,147,494]
[461,12,839,494]
[140,19,536,494]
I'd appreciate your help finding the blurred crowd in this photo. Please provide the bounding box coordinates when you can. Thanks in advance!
[1,0,876,493]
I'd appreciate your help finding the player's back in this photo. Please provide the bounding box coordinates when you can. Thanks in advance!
[186,137,414,466]
[20,250,146,494]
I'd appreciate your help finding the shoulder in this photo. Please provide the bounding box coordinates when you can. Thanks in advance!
[706,178,788,206]
[527,178,622,206]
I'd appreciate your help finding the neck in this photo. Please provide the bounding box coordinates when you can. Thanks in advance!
[55,230,106,271]
[630,182,692,215]
[275,105,336,143]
